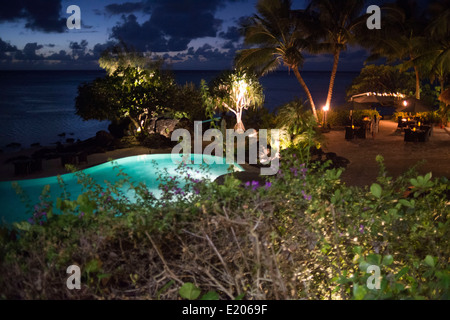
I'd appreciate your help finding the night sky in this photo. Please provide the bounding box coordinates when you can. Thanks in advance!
[0,0,373,71]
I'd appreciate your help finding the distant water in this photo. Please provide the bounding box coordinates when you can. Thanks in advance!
[0,70,109,152]
[0,70,358,152]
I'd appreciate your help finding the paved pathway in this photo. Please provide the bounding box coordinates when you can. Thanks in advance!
[322,121,450,187]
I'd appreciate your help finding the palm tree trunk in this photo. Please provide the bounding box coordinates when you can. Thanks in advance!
[292,67,318,121]
[325,50,341,110]
[414,66,420,100]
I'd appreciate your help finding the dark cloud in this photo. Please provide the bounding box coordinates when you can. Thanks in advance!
[0,38,18,60]
[14,43,44,60]
[110,14,168,52]
[69,40,89,51]
[109,0,236,52]
[92,41,118,57]
[105,2,148,15]
[169,43,236,69]
[46,50,72,61]
[0,0,66,33]
[219,26,242,42]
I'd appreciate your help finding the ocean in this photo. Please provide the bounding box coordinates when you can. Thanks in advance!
[0,70,358,152]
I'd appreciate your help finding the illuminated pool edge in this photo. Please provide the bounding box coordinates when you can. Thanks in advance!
[0,154,244,225]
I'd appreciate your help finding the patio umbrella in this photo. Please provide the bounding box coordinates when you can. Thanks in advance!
[395,97,434,113]
[341,101,374,110]
[439,88,450,105]
[351,94,395,104]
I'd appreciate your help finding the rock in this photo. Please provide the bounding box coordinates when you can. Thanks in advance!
[95,130,115,148]
[141,133,175,149]
[155,118,180,138]
[173,118,193,134]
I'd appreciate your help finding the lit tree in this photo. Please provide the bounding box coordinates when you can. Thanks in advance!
[98,41,162,75]
[76,66,176,134]
[207,69,264,132]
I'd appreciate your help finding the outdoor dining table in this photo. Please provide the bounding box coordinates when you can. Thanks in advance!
[345,121,371,140]
[404,127,430,142]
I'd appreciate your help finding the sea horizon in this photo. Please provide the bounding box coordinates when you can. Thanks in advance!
[0,69,359,152]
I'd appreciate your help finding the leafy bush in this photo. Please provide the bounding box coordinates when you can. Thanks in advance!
[393,111,441,124]
[0,152,448,300]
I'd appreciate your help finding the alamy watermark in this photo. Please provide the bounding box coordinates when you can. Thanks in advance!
[66,265,81,290]
[171,121,280,176]
[66,5,81,30]
[367,5,381,30]
[366,265,381,290]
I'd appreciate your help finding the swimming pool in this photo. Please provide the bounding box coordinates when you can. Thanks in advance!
[0,154,243,225]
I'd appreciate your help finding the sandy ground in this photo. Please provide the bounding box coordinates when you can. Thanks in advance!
[322,120,450,187]
[1,120,449,187]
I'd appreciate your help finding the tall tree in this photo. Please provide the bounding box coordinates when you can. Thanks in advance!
[306,0,366,110]
[235,0,319,121]
[417,0,450,92]
[357,0,429,99]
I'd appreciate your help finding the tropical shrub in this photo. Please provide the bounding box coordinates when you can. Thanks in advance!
[0,154,448,300]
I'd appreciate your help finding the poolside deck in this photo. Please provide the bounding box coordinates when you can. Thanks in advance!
[322,120,450,187]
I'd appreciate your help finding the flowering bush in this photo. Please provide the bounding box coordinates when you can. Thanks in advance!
[0,152,448,300]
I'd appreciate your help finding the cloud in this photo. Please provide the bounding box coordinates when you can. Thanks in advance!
[219,26,242,42]
[109,0,245,52]
[165,43,237,69]
[110,14,168,52]
[0,0,66,33]
[0,38,18,60]
[14,43,44,60]
[105,2,148,15]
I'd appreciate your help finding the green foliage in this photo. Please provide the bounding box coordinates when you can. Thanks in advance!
[346,65,416,99]
[179,282,220,301]
[393,111,440,124]
[207,69,265,131]
[1,150,448,300]
[76,66,175,133]
[275,99,317,136]
[98,41,162,76]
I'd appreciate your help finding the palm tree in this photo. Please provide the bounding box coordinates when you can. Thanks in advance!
[306,0,366,110]
[275,98,317,136]
[235,0,319,121]
[418,0,450,92]
[357,0,429,99]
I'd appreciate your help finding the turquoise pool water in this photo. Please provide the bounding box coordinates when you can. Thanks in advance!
[0,154,243,225]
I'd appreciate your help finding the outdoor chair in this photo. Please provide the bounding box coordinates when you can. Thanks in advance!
[345,126,354,140]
